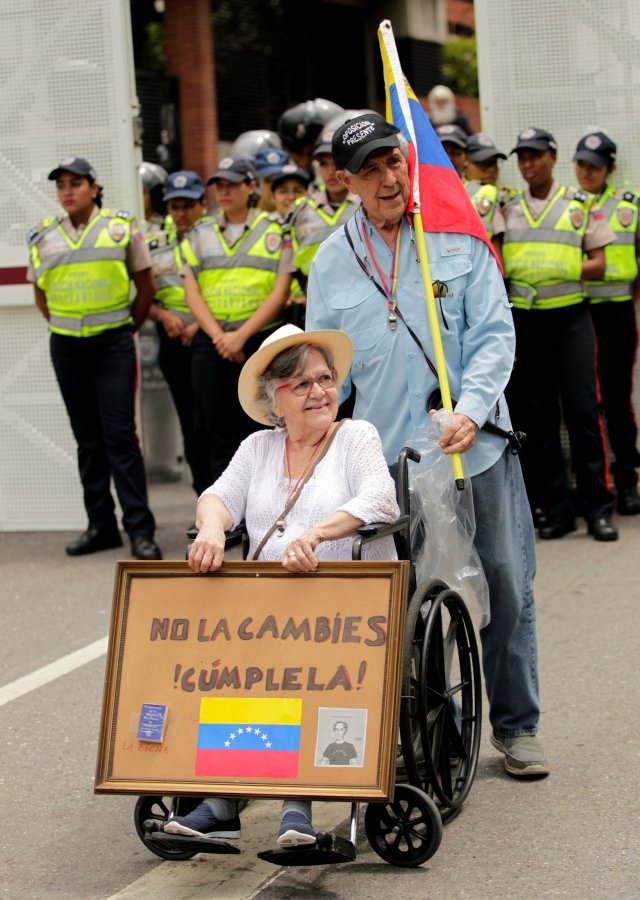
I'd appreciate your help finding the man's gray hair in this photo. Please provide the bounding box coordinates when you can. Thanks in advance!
[256,342,335,427]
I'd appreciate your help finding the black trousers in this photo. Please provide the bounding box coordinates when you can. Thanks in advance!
[589,300,640,489]
[509,304,614,522]
[50,328,155,537]
[156,323,211,496]
[191,327,278,485]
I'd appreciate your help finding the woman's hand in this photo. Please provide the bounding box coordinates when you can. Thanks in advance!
[282,528,321,572]
[180,322,199,347]
[159,309,187,339]
[213,329,247,362]
[188,524,227,573]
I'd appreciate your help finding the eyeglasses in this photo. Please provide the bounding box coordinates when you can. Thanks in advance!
[276,369,337,397]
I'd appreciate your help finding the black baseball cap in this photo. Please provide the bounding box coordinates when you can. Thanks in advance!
[573,132,616,167]
[435,124,468,150]
[332,114,401,173]
[207,157,256,185]
[163,170,205,201]
[510,128,557,155]
[48,156,98,182]
[270,164,311,191]
[467,133,507,162]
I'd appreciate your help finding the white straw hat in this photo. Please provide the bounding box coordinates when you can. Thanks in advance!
[238,324,353,425]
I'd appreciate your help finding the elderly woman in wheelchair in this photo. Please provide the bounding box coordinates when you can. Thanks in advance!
[164,324,399,847]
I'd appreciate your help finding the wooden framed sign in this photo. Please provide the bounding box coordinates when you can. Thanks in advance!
[95,560,408,801]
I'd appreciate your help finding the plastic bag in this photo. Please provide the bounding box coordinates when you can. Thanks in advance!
[407,410,490,630]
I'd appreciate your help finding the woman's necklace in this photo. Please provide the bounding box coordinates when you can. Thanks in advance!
[276,429,329,533]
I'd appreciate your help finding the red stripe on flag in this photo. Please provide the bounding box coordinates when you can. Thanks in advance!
[418,163,494,247]
[195,748,299,779]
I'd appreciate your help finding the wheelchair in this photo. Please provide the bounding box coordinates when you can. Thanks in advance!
[135,447,482,869]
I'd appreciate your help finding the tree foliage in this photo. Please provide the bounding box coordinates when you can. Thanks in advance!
[442,36,478,97]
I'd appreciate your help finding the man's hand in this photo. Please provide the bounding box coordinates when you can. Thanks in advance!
[433,411,478,455]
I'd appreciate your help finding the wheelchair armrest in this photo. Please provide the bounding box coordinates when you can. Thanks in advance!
[185,522,248,560]
[352,515,411,561]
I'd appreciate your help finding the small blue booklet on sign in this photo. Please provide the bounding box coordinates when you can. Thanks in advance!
[137,703,168,742]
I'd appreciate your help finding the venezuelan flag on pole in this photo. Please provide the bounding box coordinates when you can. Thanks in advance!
[195,697,301,779]
[379,19,503,489]
[378,20,501,266]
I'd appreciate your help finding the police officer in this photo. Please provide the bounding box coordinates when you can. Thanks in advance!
[277,99,343,173]
[435,124,469,176]
[290,128,359,281]
[27,156,162,559]
[146,171,211,497]
[465,133,517,208]
[573,132,640,514]
[436,127,505,256]
[140,161,168,232]
[271,164,311,222]
[465,133,507,186]
[253,147,291,214]
[502,129,617,541]
[181,157,293,482]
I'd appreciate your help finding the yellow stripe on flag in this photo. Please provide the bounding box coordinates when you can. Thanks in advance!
[199,697,302,726]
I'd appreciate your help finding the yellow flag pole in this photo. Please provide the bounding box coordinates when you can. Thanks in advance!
[378,18,464,490]
[411,213,465,490]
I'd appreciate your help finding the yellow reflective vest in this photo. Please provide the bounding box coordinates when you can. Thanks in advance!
[147,226,193,319]
[29,209,135,337]
[585,186,639,304]
[292,194,357,276]
[464,181,500,239]
[181,211,284,326]
[503,187,592,310]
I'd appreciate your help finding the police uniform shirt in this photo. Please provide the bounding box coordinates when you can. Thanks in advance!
[293,187,358,245]
[26,205,151,283]
[179,208,292,279]
[466,182,506,237]
[506,180,615,251]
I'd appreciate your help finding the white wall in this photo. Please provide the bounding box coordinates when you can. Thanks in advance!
[0,0,141,530]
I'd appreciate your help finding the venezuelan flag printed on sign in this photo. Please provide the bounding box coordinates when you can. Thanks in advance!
[195,698,302,779]
[378,20,502,271]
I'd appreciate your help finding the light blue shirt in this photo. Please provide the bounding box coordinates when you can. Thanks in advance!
[306,211,515,477]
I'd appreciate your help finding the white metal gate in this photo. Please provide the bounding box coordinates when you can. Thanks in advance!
[0,0,142,530]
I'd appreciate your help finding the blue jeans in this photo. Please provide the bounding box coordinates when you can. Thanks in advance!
[473,449,540,736]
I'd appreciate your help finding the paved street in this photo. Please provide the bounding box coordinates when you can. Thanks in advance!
[1,476,639,899]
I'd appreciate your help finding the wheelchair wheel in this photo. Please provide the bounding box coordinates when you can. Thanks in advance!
[397,579,448,785]
[399,580,482,815]
[134,795,202,860]
[364,784,442,867]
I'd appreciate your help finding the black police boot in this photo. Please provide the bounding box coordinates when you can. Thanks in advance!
[538,518,576,540]
[586,516,619,542]
[617,486,640,516]
[66,527,122,556]
[131,536,163,560]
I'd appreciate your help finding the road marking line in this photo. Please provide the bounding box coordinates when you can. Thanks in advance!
[0,636,108,708]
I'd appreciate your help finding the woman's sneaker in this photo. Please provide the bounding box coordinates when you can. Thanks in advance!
[277,811,316,847]
[164,800,241,839]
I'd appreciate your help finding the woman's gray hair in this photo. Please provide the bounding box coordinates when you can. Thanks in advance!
[256,342,335,427]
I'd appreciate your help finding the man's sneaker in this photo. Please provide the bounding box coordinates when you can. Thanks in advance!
[163,800,241,839]
[277,811,317,847]
[490,731,550,777]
